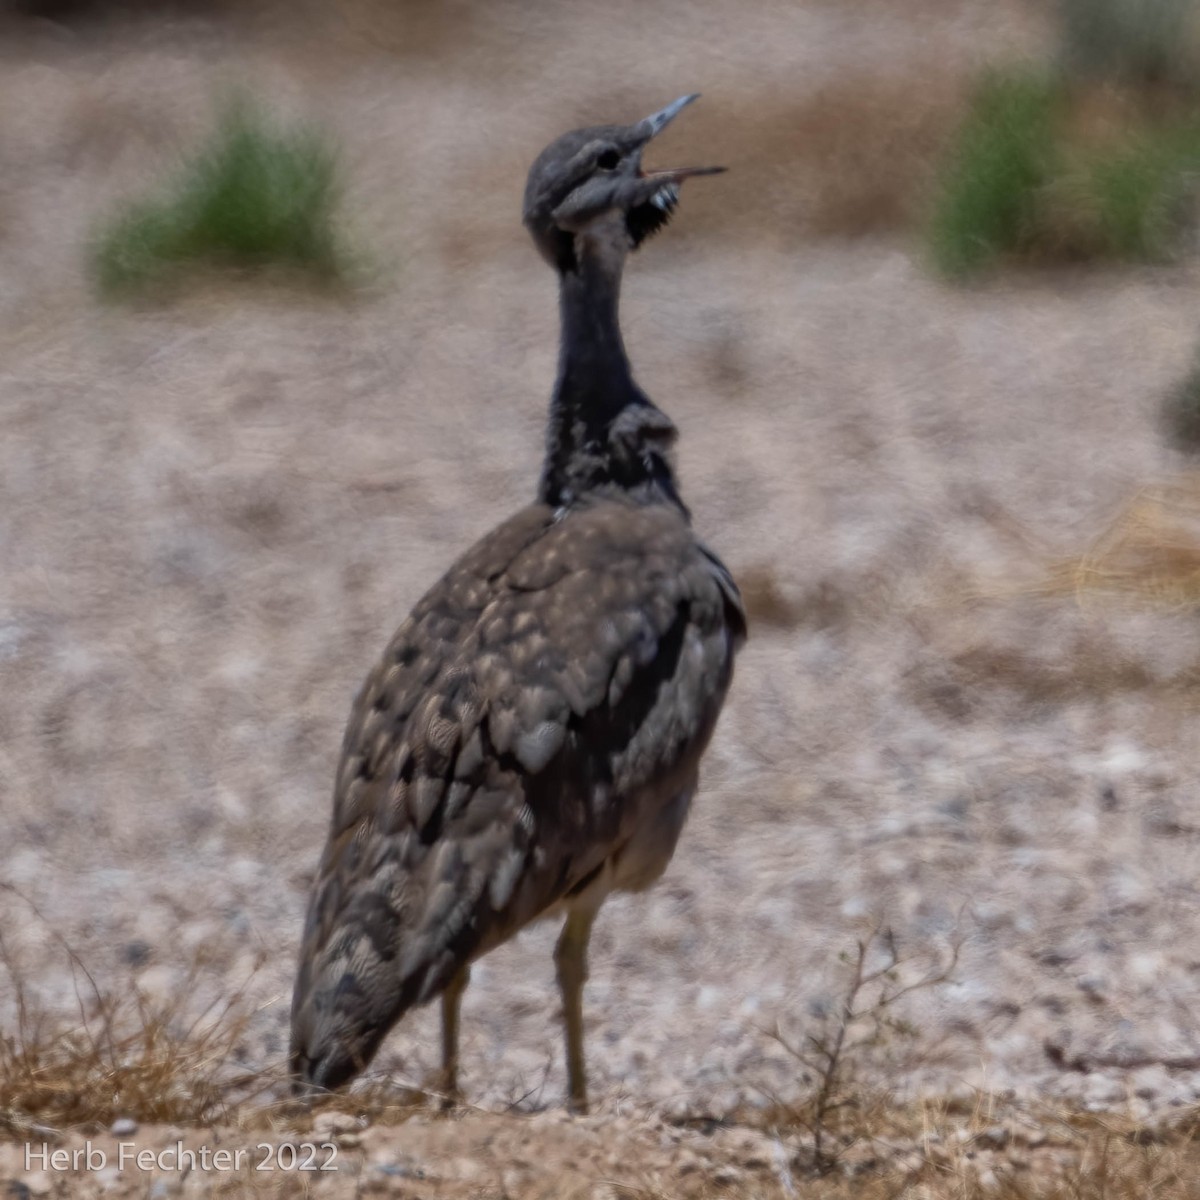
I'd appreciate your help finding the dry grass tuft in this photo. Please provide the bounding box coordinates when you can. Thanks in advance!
[0,884,271,1131]
[902,480,1200,716]
[1040,476,1200,609]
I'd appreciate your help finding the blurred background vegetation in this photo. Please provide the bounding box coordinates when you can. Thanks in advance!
[9,0,1200,287]
[91,99,347,294]
[15,0,1200,450]
[930,0,1200,278]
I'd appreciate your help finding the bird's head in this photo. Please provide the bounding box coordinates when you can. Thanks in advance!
[522,93,724,273]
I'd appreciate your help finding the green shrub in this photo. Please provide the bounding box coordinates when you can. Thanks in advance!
[927,71,1060,278]
[93,100,345,294]
[1058,0,1198,89]
[1086,121,1200,257]
[929,67,1200,277]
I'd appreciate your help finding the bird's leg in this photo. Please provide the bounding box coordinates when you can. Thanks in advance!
[438,963,471,1108]
[555,904,599,1115]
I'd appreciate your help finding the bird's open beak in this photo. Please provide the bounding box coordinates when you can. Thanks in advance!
[635,94,726,182]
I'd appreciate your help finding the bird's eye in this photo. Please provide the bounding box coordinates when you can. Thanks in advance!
[596,149,621,171]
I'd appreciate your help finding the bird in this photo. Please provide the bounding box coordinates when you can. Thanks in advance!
[289,93,746,1114]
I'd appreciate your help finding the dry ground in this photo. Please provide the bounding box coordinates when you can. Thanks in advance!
[4,1103,1200,1198]
[3,1,1200,1195]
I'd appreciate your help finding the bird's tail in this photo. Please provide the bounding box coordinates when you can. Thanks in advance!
[288,892,474,1093]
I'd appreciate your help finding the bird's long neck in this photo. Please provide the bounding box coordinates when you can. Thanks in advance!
[538,235,683,512]
[556,239,633,402]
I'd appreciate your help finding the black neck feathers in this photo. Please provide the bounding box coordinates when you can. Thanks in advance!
[537,236,684,514]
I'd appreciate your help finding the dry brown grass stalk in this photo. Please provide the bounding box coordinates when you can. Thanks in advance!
[0,883,271,1130]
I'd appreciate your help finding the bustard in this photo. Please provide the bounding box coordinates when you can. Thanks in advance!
[290,94,745,1113]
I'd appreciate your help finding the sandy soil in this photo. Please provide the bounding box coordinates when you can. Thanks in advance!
[3,1,1200,1194]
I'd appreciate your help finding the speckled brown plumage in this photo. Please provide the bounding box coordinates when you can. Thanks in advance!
[290,95,745,1110]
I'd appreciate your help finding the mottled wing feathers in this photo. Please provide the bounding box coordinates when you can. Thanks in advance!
[290,498,741,1086]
